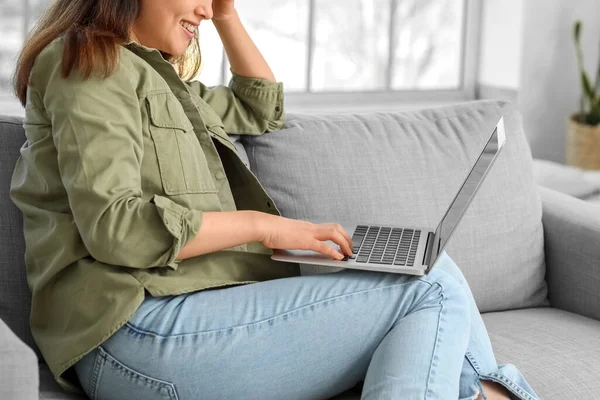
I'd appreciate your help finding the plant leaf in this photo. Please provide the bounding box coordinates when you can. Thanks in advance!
[581,71,595,100]
[573,20,582,42]
[595,55,600,93]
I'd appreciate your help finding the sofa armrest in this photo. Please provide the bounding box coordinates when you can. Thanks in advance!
[0,317,38,400]
[540,186,600,321]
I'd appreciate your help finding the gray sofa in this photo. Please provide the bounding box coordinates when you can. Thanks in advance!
[1,100,599,400]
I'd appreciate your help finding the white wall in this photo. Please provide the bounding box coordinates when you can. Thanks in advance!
[518,0,600,163]
[479,0,600,163]
[478,0,524,90]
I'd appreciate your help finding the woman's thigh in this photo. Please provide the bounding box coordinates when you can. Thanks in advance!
[74,264,467,400]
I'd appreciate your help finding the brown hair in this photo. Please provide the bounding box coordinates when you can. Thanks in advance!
[13,0,201,107]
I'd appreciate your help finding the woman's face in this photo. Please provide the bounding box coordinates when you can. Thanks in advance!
[132,0,213,57]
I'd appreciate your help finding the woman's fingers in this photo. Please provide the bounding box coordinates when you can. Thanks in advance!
[313,225,353,257]
[327,224,353,255]
[312,240,345,260]
[335,223,354,251]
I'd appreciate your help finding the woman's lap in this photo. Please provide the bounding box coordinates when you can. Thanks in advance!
[74,252,539,400]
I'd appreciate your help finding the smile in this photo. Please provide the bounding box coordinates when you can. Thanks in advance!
[180,21,198,39]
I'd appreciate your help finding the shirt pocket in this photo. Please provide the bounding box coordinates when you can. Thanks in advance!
[146,92,218,195]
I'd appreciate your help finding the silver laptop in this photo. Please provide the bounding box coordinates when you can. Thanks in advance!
[271,117,506,276]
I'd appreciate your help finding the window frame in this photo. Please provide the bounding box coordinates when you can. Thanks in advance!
[2,0,482,116]
[220,0,483,111]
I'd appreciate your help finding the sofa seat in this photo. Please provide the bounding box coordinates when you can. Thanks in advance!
[483,307,600,400]
[39,366,83,400]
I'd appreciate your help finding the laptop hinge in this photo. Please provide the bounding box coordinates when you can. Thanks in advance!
[422,232,435,270]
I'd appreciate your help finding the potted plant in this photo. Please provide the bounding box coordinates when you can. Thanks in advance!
[567,20,600,170]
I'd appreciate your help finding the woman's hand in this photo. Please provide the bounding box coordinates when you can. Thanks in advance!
[212,0,237,23]
[257,214,354,260]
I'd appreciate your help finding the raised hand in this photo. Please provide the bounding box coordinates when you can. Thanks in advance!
[212,0,237,22]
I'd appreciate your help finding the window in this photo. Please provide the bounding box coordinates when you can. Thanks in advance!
[201,0,480,111]
[0,0,480,116]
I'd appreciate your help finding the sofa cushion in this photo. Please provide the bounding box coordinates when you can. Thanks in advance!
[0,116,41,359]
[0,318,38,400]
[483,308,600,400]
[241,100,548,313]
[39,363,87,399]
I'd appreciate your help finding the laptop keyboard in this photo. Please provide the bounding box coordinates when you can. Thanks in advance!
[348,225,421,266]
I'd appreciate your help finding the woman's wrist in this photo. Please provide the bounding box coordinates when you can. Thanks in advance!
[250,210,270,243]
[212,9,240,28]
[212,6,277,83]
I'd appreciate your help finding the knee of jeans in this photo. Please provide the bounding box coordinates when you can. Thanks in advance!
[433,251,468,286]
[423,268,471,318]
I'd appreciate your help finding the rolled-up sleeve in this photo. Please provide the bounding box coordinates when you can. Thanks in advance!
[152,195,202,268]
[186,72,286,134]
[45,59,201,270]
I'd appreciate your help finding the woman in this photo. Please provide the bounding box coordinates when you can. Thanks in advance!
[10,0,539,399]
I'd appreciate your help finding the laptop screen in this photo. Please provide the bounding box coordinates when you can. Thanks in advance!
[434,118,506,255]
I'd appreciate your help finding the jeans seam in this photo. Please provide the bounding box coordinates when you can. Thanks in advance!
[466,354,536,400]
[92,345,180,400]
[125,276,439,340]
[89,347,106,400]
[480,373,536,400]
[465,350,483,375]
[423,281,445,400]
[104,353,179,400]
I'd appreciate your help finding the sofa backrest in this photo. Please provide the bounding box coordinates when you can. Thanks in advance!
[0,100,549,360]
[241,100,549,313]
[0,115,41,359]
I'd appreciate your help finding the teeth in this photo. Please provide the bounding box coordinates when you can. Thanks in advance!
[180,21,197,34]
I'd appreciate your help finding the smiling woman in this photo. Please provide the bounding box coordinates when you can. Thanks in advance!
[6,0,535,399]
[129,0,208,60]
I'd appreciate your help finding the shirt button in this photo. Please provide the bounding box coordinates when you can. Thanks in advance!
[215,171,226,180]
[275,105,281,112]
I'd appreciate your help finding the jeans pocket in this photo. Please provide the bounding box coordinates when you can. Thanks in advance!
[89,345,178,400]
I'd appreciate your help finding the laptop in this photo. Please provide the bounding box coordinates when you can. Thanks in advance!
[271,117,506,276]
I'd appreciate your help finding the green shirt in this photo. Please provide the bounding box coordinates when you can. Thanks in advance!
[9,38,300,394]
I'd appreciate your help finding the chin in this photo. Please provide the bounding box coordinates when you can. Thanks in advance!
[166,50,186,58]
[173,46,189,57]
[162,42,189,59]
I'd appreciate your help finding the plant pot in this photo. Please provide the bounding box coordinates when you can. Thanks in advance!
[566,114,600,170]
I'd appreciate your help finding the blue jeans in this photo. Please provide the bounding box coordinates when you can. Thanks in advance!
[73,252,539,400]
